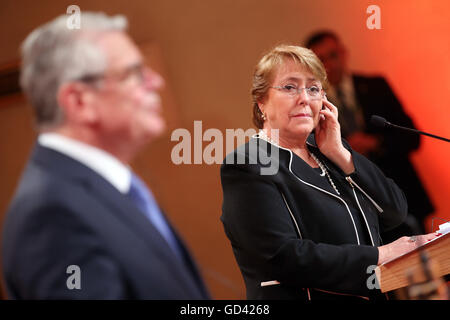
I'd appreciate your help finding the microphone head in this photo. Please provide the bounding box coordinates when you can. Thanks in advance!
[370,115,388,129]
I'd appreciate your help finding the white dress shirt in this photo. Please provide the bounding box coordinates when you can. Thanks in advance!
[326,73,360,112]
[38,133,131,194]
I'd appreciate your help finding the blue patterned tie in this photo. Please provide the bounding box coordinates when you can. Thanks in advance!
[127,173,183,260]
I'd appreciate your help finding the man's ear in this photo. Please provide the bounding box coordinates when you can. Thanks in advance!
[57,82,98,125]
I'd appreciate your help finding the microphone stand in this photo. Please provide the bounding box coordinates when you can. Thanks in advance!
[371,115,450,143]
[387,122,450,143]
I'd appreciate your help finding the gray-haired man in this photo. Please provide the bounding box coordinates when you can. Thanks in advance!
[2,12,209,299]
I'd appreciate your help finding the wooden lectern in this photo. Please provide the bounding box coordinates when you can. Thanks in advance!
[375,233,450,293]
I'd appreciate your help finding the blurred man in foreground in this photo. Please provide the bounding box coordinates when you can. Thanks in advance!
[2,12,209,299]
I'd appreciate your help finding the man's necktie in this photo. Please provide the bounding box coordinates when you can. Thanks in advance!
[336,87,359,138]
[127,173,183,260]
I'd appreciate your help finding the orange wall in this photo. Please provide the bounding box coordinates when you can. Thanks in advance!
[0,0,449,299]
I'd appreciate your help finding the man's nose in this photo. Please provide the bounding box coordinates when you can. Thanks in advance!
[143,67,164,91]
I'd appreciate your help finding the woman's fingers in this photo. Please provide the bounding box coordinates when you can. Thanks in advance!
[319,107,339,125]
[418,232,440,243]
[321,98,339,116]
[379,232,442,265]
[319,108,333,118]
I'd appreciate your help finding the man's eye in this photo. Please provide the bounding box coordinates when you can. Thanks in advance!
[120,65,144,83]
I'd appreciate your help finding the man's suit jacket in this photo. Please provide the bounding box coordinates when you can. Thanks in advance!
[2,144,210,299]
[345,75,434,223]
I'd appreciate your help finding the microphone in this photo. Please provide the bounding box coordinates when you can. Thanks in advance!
[370,115,450,143]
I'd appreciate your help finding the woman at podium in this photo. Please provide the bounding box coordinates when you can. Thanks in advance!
[220,45,438,300]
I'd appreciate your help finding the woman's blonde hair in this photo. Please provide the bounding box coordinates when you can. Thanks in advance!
[251,44,328,128]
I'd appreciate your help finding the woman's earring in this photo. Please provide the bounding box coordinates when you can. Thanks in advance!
[261,113,267,121]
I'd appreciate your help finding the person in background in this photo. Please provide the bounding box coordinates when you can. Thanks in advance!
[305,31,434,242]
[2,12,210,299]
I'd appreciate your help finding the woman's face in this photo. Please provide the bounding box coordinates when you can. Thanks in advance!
[260,59,323,144]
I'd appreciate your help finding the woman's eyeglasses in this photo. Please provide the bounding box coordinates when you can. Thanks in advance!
[271,85,324,99]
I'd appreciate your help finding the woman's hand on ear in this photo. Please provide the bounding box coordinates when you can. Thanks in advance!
[315,97,354,175]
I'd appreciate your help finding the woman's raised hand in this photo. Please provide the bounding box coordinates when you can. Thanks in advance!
[315,97,355,175]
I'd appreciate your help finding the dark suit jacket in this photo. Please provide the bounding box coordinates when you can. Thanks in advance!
[220,135,407,300]
[2,144,210,299]
[347,75,434,222]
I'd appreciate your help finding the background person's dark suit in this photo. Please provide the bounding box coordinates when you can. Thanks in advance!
[2,144,210,299]
[331,75,434,241]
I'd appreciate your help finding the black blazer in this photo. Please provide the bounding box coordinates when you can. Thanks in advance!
[2,144,210,299]
[220,135,407,300]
